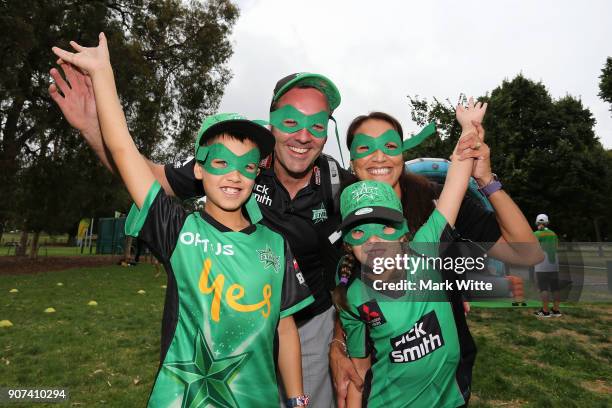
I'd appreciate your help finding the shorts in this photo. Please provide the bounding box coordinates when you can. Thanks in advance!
[536,272,560,292]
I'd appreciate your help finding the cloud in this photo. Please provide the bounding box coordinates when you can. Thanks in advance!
[219,0,612,161]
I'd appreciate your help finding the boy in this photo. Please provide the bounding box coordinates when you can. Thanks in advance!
[52,33,313,407]
[533,214,561,317]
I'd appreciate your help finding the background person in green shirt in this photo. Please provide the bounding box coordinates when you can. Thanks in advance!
[52,33,314,408]
[533,214,562,318]
[332,119,480,407]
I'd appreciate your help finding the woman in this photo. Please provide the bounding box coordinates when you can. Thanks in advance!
[329,102,543,406]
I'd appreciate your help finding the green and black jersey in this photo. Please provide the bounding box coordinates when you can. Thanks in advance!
[339,210,466,408]
[126,181,314,408]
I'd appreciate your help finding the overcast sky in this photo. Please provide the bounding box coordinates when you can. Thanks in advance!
[217,0,612,162]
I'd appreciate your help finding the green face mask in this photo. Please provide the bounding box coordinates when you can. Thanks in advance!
[196,143,260,180]
[343,221,408,246]
[350,130,402,159]
[349,122,437,161]
[269,105,329,138]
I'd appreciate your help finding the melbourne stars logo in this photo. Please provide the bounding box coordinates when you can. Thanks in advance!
[257,245,280,273]
[351,183,378,202]
[311,202,328,224]
[163,328,250,408]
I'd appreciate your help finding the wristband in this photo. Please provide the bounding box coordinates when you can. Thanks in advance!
[478,173,502,197]
[286,395,310,407]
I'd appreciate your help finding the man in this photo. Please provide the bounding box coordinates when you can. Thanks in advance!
[50,65,353,406]
[533,214,562,317]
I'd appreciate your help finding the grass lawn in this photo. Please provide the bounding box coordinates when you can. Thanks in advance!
[1,265,611,407]
[0,265,164,407]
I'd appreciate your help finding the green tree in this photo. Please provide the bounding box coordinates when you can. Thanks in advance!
[599,57,612,113]
[408,74,612,241]
[0,0,239,253]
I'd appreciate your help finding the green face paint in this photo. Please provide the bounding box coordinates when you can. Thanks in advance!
[196,143,260,180]
[343,221,408,246]
[350,129,402,159]
[269,105,329,138]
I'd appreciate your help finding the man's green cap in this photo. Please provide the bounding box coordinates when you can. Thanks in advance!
[194,113,275,159]
[338,180,404,232]
[271,73,341,112]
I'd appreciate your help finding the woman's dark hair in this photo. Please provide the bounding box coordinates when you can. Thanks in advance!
[333,112,437,311]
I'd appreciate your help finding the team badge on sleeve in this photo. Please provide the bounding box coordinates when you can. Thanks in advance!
[358,300,386,327]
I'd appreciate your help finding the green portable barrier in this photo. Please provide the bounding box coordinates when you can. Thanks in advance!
[96,217,127,255]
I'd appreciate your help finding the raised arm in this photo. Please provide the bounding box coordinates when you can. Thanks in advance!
[455,122,544,265]
[52,33,153,208]
[435,98,483,226]
[49,59,176,196]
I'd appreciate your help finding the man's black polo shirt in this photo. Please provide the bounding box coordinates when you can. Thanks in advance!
[164,154,349,323]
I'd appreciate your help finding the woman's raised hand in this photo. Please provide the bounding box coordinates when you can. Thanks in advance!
[52,33,111,77]
[456,97,487,130]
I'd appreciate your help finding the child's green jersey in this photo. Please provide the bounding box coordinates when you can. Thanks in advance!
[534,227,559,272]
[126,182,313,408]
[339,210,465,408]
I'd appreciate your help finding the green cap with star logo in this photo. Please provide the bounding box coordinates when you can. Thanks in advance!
[338,180,405,233]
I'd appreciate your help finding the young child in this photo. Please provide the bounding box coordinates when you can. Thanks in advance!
[52,33,313,408]
[332,132,476,407]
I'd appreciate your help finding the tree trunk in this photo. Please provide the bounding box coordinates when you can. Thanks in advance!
[29,231,40,259]
[16,230,28,256]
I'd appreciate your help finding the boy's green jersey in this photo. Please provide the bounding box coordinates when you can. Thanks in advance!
[126,182,313,408]
[534,227,559,272]
[339,210,465,408]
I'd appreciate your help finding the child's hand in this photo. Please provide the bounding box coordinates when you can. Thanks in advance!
[456,97,487,131]
[52,33,111,77]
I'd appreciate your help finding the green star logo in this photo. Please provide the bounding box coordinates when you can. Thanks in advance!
[163,329,250,408]
[311,202,328,224]
[351,183,378,202]
[257,245,280,273]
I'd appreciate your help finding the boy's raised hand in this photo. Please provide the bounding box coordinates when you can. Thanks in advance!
[456,97,487,131]
[52,32,111,77]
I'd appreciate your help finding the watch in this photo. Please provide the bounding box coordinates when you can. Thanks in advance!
[286,395,310,407]
[478,173,502,197]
